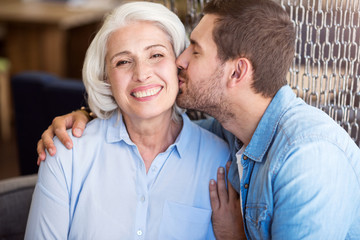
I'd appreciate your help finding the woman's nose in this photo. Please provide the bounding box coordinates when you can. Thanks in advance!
[133,61,151,82]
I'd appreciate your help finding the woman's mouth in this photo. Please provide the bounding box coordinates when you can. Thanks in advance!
[131,86,163,99]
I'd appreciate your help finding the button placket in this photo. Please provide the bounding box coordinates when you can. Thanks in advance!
[242,155,250,190]
[135,166,148,239]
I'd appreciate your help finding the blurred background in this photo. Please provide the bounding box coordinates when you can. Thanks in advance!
[0,0,112,180]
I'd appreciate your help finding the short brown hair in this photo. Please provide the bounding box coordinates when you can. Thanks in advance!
[204,0,295,97]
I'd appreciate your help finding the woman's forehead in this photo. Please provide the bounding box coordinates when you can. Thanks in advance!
[107,22,174,54]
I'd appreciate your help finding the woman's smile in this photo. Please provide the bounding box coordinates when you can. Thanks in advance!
[131,85,163,100]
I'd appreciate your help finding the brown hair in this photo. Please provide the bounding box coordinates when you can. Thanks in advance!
[204,0,295,97]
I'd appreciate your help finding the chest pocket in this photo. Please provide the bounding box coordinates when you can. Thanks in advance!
[158,200,212,240]
[245,203,271,240]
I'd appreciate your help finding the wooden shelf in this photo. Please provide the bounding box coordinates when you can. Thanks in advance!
[0,1,110,78]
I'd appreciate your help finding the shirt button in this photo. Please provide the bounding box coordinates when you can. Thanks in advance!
[137,229,143,236]
[152,166,157,172]
[140,196,145,202]
[243,155,248,160]
[244,183,249,189]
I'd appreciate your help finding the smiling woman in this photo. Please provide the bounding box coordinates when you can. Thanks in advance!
[106,21,179,130]
[24,1,230,239]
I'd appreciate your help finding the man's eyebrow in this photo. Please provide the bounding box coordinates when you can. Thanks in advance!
[190,38,201,50]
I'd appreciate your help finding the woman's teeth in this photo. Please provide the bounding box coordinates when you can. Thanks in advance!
[132,86,162,98]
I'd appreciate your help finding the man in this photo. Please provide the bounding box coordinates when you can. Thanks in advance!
[38,0,360,239]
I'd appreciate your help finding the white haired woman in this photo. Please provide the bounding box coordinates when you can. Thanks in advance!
[24,1,229,239]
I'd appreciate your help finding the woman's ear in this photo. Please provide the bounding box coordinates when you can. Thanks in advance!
[228,58,249,88]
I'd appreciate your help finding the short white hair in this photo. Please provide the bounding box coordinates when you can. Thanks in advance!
[83,1,188,119]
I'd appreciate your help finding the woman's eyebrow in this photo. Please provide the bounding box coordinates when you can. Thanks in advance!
[110,51,131,62]
[145,44,167,51]
[110,44,167,62]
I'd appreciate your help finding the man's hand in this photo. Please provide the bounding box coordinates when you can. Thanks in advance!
[210,161,246,240]
[37,110,90,165]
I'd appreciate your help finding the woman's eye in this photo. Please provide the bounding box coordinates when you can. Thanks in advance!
[151,54,163,58]
[116,60,129,67]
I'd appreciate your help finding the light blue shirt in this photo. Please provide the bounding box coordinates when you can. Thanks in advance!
[25,112,230,240]
[199,85,360,239]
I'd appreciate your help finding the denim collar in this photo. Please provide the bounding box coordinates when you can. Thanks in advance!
[244,85,296,162]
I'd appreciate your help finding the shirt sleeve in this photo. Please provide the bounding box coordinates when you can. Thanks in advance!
[24,147,71,240]
[271,141,358,239]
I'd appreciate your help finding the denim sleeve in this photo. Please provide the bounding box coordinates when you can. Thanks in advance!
[271,141,359,239]
[24,142,71,239]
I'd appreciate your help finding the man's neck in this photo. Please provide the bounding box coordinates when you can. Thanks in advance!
[221,95,272,146]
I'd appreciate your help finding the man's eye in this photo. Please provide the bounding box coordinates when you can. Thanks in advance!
[193,51,199,55]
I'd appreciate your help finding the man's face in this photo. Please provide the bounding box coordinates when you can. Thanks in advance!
[176,14,229,119]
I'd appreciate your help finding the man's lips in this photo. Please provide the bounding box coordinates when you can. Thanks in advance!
[178,77,185,86]
[178,69,187,86]
[178,77,185,94]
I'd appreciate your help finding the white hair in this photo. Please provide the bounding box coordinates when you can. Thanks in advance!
[82,1,188,119]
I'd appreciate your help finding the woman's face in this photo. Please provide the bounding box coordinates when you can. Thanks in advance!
[106,21,178,122]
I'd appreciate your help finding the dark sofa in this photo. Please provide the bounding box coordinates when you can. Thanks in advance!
[11,72,86,175]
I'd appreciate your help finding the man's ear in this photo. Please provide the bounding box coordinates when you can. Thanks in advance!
[228,58,250,88]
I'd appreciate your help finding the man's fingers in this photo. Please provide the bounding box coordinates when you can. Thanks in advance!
[52,116,73,149]
[41,126,57,155]
[71,110,89,137]
[37,111,84,164]
[209,179,220,211]
[226,161,240,201]
[37,140,46,165]
[217,166,229,204]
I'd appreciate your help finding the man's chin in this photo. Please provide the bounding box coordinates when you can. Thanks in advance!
[175,95,188,109]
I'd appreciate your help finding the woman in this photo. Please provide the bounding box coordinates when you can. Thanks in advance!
[25,2,229,239]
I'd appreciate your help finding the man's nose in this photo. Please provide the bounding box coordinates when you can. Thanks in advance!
[176,48,189,70]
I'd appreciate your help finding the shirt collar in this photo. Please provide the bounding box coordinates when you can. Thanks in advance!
[244,85,296,162]
[106,111,133,145]
[173,113,193,159]
[105,111,190,158]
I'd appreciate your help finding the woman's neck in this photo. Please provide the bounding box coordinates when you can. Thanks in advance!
[122,111,182,173]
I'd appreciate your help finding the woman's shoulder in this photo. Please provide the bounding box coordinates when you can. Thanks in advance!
[47,117,110,179]
[182,114,230,154]
[78,117,104,137]
[179,114,230,171]
[51,117,107,158]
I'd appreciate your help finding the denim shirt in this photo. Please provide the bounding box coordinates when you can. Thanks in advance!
[198,85,360,239]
